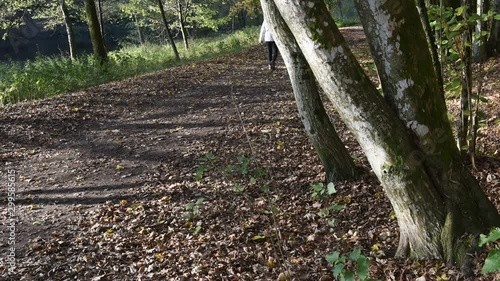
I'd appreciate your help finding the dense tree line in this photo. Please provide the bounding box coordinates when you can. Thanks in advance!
[0,0,264,60]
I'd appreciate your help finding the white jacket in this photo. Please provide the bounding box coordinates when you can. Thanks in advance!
[259,22,274,43]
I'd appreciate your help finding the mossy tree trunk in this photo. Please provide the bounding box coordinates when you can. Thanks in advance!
[158,0,180,61]
[84,0,107,61]
[260,0,359,183]
[272,0,500,264]
[59,0,76,60]
[354,0,499,264]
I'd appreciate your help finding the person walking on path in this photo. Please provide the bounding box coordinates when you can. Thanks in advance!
[259,21,279,70]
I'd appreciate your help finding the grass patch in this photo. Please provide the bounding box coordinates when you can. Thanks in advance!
[0,26,258,106]
[335,18,361,27]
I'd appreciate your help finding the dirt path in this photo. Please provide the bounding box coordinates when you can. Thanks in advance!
[1,27,499,280]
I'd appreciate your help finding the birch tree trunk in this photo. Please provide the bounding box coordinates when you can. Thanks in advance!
[84,0,107,61]
[59,0,76,60]
[177,0,189,50]
[272,0,500,264]
[134,15,145,45]
[158,0,180,60]
[474,0,488,61]
[259,0,359,183]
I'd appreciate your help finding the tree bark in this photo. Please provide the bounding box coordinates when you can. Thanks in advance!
[158,0,180,60]
[354,0,499,263]
[134,14,145,45]
[260,0,359,183]
[59,0,76,60]
[458,0,473,155]
[473,0,488,61]
[97,0,105,42]
[177,0,189,50]
[488,0,500,54]
[84,0,107,61]
[416,0,444,93]
[272,0,500,263]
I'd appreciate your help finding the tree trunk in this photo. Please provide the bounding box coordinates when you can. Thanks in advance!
[134,14,145,45]
[354,0,499,263]
[488,0,500,54]
[260,0,359,183]
[84,0,107,61]
[473,0,488,61]
[96,0,107,50]
[416,0,444,93]
[177,0,189,50]
[272,0,500,264]
[59,0,76,60]
[240,9,247,28]
[337,0,344,19]
[458,0,474,155]
[158,0,180,60]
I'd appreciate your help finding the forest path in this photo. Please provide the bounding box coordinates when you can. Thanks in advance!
[1,27,499,280]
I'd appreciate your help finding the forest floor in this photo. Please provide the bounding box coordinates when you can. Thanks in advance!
[0,26,499,281]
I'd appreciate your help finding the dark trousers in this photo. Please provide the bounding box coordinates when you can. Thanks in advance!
[266,41,279,64]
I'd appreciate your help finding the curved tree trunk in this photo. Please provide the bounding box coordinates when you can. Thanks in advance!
[158,0,180,60]
[260,0,359,183]
[354,0,499,264]
[272,0,500,264]
[84,0,107,61]
[59,0,76,60]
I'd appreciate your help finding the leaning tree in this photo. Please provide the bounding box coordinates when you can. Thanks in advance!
[261,0,500,266]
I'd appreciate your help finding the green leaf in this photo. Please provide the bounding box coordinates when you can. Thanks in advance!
[249,177,256,185]
[482,249,500,274]
[356,256,370,279]
[450,22,464,32]
[330,204,344,212]
[251,235,266,240]
[327,182,336,195]
[479,228,500,247]
[318,208,330,217]
[326,252,340,264]
[225,165,234,173]
[456,6,465,16]
[259,185,270,193]
[206,152,216,160]
[343,271,355,281]
[194,225,202,234]
[311,183,324,192]
[349,248,361,261]
[195,165,205,181]
[333,262,344,277]
[232,183,244,192]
